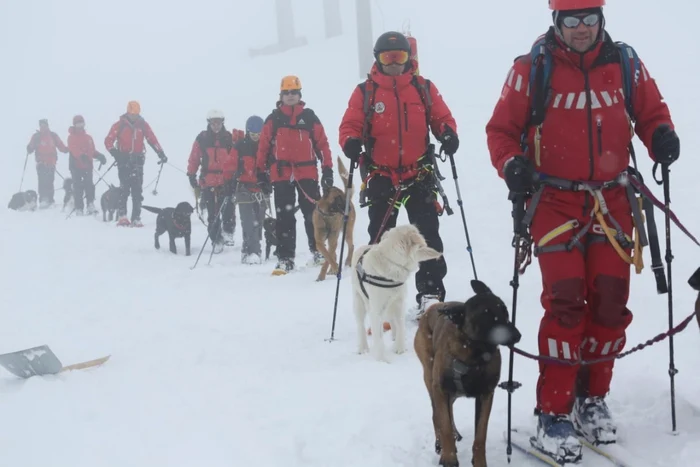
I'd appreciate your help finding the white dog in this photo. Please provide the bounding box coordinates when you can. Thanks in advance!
[351,224,442,361]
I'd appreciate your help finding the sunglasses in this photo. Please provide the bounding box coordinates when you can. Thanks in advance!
[75,122,85,128]
[561,13,600,29]
[281,90,300,96]
[377,50,409,66]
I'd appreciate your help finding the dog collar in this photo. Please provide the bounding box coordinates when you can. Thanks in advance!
[355,249,404,299]
[172,217,187,231]
[450,345,496,395]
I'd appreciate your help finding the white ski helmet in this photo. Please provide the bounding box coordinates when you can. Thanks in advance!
[207,109,225,121]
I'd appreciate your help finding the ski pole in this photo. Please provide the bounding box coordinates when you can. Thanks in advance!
[94,161,117,188]
[207,193,231,266]
[446,149,478,280]
[54,168,65,181]
[661,163,678,433]
[152,161,165,195]
[19,152,29,191]
[499,190,525,462]
[327,158,356,342]
[191,189,229,270]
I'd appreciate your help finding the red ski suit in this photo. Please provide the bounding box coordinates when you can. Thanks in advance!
[255,102,332,183]
[186,126,235,188]
[27,130,68,166]
[338,61,457,183]
[486,29,674,415]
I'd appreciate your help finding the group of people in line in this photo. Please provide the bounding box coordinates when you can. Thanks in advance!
[24,1,686,462]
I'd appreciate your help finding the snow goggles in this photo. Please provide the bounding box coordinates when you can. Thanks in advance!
[74,122,85,128]
[281,90,300,96]
[561,13,600,28]
[377,50,409,66]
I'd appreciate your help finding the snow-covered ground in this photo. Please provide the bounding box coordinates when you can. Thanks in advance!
[1,1,699,466]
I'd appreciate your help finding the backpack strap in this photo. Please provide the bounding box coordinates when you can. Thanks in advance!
[615,41,640,123]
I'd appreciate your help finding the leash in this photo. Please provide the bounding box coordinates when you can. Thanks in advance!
[509,307,697,366]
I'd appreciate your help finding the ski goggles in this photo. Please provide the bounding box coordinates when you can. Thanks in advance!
[561,13,600,29]
[74,122,85,128]
[281,90,300,96]
[377,50,409,66]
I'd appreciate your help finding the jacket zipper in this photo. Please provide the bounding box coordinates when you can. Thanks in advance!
[393,79,404,169]
[581,55,594,180]
[403,103,408,132]
[597,117,603,157]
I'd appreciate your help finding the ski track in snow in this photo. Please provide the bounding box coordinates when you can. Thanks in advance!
[1,201,699,467]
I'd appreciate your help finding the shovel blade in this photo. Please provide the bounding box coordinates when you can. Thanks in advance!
[0,345,63,378]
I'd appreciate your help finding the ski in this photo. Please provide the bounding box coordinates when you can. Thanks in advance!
[505,428,652,467]
[504,428,567,466]
[576,437,656,467]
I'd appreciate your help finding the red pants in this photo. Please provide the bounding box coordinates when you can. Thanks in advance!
[530,187,634,415]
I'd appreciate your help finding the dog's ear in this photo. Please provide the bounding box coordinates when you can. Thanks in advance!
[689,267,700,291]
[415,246,442,263]
[438,303,466,327]
[471,280,493,296]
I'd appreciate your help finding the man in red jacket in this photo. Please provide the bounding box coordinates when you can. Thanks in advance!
[104,101,167,227]
[26,119,69,208]
[338,31,459,316]
[486,0,680,462]
[187,110,235,253]
[67,115,107,215]
[256,75,334,275]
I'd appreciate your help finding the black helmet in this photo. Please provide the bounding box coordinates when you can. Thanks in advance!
[373,31,411,57]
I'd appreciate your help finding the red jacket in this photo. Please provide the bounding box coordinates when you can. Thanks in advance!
[255,102,332,183]
[338,60,457,182]
[486,30,673,181]
[230,136,261,190]
[104,114,163,156]
[67,126,98,170]
[187,126,235,188]
[27,130,68,166]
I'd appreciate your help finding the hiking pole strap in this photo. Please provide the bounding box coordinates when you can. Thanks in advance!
[642,195,668,294]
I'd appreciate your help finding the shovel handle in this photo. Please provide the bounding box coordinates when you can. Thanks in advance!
[60,355,111,372]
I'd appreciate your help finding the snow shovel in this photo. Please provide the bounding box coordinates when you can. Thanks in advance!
[0,345,110,379]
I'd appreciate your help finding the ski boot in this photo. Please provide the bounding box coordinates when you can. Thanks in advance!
[74,208,85,216]
[86,202,99,215]
[117,216,131,227]
[131,218,143,228]
[307,250,324,267]
[411,294,441,320]
[242,253,261,265]
[530,413,583,464]
[272,258,294,276]
[572,396,617,445]
[223,230,235,246]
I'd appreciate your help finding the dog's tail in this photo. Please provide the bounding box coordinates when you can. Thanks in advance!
[337,156,354,199]
[141,205,162,214]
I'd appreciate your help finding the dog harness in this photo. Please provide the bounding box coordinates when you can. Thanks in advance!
[449,343,496,396]
[355,248,404,299]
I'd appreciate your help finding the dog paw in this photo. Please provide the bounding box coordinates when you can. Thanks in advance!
[357,346,369,355]
[438,455,458,467]
[393,344,406,355]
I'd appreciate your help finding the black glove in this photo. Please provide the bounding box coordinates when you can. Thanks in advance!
[188,173,198,189]
[440,126,459,156]
[257,171,272,195]
[95,152,107,165]
[109,148,119,158]
[343,138,363,163]
[321,166,334,190]
[651,124,680,165]
[80,154,90,165]
[157,151,168,164]
[503,156,536,193]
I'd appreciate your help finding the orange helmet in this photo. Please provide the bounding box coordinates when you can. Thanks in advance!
[126,100,141,115]
[280,75,302,92]
[549,0,605,10]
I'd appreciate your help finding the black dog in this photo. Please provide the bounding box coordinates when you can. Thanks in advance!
[263,217,278,261]
[8,190,38,211]
[101,184,122,222]
[142,202,194,255]
[62,178,74,211]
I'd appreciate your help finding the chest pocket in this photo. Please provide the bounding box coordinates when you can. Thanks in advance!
[273,115,316,162]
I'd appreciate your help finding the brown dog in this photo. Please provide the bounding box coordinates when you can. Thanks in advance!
[313,156,355,281]
[689,267,700,329]
[414,280,521,467]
